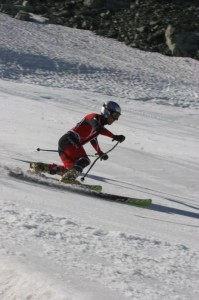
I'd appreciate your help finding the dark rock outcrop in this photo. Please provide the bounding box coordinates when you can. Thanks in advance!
[1,0,199,60]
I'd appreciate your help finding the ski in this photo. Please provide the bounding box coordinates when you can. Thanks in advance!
[11,159,102,192]
[96,191,152,206]
[8,168,102,192]
[8,168,152,207]
[60,178,102,192]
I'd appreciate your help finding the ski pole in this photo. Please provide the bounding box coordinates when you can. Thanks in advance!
[36,147,96,157]
[80,141,120,182]
[37,148,59,153]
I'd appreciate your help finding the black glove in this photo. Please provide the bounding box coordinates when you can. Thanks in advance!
[112,135,125,143]
[98,152,109,161]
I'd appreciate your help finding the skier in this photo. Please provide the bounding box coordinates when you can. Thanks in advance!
[31,101,125,182]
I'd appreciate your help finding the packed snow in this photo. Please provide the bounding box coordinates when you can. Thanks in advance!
[0,12,199,300]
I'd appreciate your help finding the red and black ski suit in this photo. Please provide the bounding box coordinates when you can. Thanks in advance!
[58,113,115,172]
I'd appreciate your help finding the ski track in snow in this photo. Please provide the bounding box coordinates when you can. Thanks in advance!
[0,12,199,300]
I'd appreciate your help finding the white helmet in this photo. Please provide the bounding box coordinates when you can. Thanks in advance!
[101,101,121,120]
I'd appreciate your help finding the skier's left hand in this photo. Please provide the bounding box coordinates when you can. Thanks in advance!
[112,135,125,143]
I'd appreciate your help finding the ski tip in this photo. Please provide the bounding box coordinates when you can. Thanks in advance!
[127,198,152,207]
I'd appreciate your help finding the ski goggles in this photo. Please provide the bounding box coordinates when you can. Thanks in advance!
[110,111,121,120]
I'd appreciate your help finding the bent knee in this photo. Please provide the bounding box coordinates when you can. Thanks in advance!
[74,156,90,172]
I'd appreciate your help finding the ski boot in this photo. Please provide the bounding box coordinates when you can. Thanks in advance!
[30,162,67,176]
[60,167,80,184]
[29,162,50,174]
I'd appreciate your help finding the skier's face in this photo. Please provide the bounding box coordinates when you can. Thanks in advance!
[107,115,116,125]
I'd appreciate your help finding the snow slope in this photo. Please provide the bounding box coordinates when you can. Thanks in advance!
[0,13,199,300]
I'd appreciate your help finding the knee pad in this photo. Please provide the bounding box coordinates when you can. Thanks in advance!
[74,157,90,172]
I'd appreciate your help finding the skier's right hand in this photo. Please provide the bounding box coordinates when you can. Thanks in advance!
[112,135,125,143]
[98,152,109,161]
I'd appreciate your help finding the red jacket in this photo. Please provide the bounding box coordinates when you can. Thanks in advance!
[70,113,114,153]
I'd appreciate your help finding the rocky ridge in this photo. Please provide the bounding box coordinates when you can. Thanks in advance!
[1,0,199,60]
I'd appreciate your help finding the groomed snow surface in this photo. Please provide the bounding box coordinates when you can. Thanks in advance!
[0,13,199,300]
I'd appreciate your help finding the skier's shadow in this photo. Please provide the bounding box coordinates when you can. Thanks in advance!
[148,203,199,221]
[87,174,199,220]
